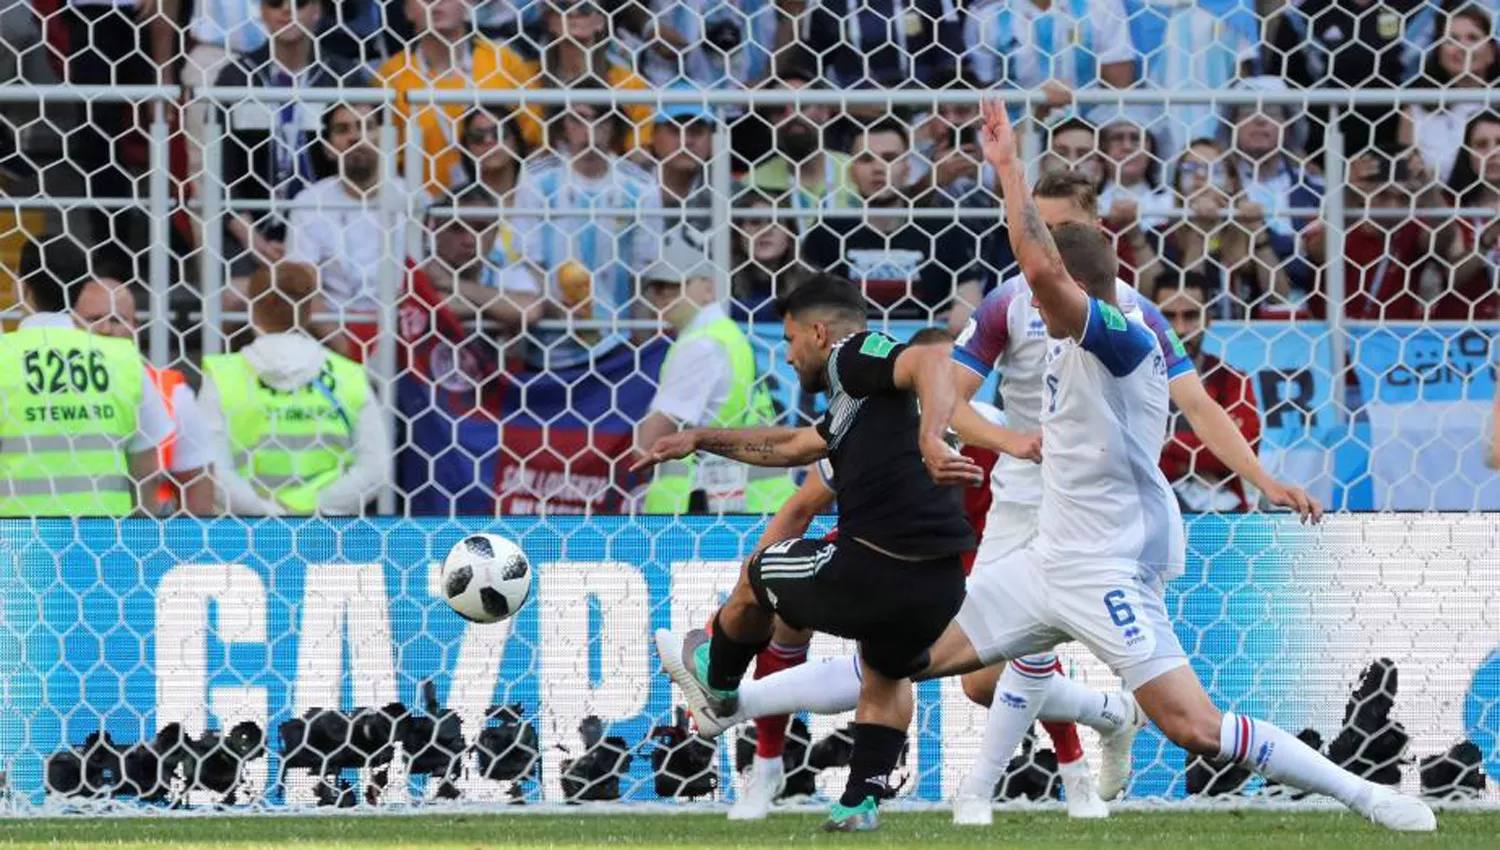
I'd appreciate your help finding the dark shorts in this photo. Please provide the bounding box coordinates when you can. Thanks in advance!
[747,537,966,680]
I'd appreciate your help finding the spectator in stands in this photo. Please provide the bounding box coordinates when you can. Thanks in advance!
[1040,117,1104,187]
[1128,0,1260,155]
[486,85,662,368]
[423,184,534,330]
[1403,3,1499,184]
[729,186,814,323]
[652,89,717,230]
[285,101,413,358]
[377,0,542,195]
[964,0,1136,123]
[200,262,391,516]
[1436,110,1500,321]
[4,238,170,517]
[74,277,215,516]
[620,0,779,88]
[1263,0,1429,158]
[218,0,367,297]
[750,64,859,227]
[1153,272,1261,513]
[1219,77,1321,276]
[636,226,795,514]
[908,74,1013,331]
[1299,150,1433,320]
[911,86,988,209]
[1098,119,1173,233]
[522,0,654,152]
[455,106,529,203]
[182,0,267,210]
[59,0,181,270]
[799,0,966,88]
[800,119,981,318]
[1132,138,1287,319]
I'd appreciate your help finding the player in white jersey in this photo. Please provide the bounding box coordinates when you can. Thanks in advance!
[943,168,1326,823]
[671,102,1436,833]
[949,102,1431,832]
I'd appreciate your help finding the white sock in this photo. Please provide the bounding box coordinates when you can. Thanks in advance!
[1038,676,1129,734]
[1218,711,1373,809]
[739,656,861,718]
[753,754,784,775]
[959,654,1051,799]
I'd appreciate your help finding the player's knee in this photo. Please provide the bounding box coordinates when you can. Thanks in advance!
[961,671,995,708]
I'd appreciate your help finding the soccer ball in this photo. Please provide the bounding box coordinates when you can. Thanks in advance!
[440,533,533,623]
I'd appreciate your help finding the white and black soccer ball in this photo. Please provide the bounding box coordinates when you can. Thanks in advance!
[440,533,533,624]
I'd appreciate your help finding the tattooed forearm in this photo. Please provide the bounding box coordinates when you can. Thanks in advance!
[1019,197,1066,270]
[692,426,825,468]
[698,436,778,462]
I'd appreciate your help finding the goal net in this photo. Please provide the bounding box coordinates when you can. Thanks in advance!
[0,0,1497,814]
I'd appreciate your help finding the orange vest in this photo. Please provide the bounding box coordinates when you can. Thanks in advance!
[149,366,185,507]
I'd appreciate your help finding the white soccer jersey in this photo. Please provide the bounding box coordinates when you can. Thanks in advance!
[1033,298,1184,579]
[954,275,1193,516]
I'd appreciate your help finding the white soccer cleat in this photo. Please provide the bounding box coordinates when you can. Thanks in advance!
[1361,785,1437,832]
[728,757,784,821]
[951,793,993,826]
[1059,759,1109,819]
[1097,691,1145,801]
[654,628,743,739]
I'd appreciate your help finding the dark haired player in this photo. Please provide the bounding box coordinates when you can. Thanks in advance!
[635,274,1037,831]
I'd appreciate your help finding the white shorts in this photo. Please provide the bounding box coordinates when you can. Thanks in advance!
[956,547,1187,691]
[972,501,1039,572]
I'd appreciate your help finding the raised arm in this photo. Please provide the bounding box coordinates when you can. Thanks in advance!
[631,426,828,473]
[979,99,1089,339]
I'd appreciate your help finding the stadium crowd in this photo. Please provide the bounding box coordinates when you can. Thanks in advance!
[3,0,1500,517]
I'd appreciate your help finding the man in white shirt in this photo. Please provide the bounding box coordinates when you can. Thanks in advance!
[286,102,413,325]
[73,277,216,515]
[636,227,734,449]
[634,226,793,513]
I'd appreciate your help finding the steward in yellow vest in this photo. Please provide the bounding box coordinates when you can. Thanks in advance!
[200,263,392,516]
[636,229,795,514]
[0,239,171,516]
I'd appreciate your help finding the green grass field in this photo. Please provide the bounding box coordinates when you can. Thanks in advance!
[1,810,1494,850]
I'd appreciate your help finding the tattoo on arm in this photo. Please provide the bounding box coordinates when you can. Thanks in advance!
[698,436,777,462]
[1020,198,1066,270]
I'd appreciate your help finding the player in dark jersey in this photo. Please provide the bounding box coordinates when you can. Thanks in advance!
[636,274,1035,831]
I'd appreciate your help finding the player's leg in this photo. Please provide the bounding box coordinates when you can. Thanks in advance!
[730,619,811,821]
[823,546,967,831]
[824,658,913,832]
[954,654,1110,821]
[1066,568,1435,832]
[657,545,793,720]
[1134,666,1434,831]
[963,502,1107,814]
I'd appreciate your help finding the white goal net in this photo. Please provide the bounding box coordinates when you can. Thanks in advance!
[0,0,1497,814]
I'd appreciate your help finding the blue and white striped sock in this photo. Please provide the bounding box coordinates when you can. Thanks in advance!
[1217,711,1372,809]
